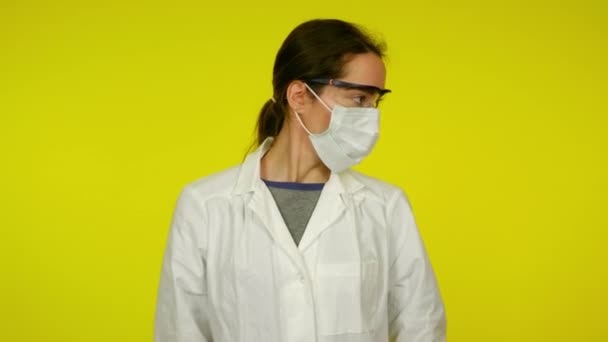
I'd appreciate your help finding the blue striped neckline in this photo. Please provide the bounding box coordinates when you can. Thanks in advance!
[262,178,325,191]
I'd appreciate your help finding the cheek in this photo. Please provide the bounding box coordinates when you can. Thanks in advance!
[306,104,332,134]
[313,110,331,133]
[320,111,332,129]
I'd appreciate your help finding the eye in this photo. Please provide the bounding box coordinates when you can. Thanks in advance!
[352,95,367,105]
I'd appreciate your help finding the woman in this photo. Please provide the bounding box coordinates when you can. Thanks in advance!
[155,19,446,342]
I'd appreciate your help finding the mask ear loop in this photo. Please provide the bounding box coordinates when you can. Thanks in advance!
[293,83,334,136]
[293,108,314,135]
[304,83,333,113]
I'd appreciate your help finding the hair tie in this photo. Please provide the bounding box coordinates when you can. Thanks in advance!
[270,96,277,103]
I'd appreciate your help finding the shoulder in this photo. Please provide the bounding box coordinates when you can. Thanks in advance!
[344,169,411,208]
[179,164,242,203]
[342,169,412,216]
[344,170,418,249]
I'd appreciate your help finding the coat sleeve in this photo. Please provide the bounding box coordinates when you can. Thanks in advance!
[154,185,212,342]
[387,188,447,342]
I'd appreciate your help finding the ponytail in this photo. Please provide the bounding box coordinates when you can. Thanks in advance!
[256,98,286,146]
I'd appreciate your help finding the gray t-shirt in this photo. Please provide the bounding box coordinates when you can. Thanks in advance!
[262,179,325,246]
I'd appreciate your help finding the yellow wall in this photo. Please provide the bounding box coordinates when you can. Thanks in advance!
[1,1,606,341]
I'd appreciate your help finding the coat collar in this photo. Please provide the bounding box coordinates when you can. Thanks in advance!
[233,137,367,255]
[232,136,365,196]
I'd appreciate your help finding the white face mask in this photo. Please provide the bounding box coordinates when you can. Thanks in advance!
[293,83,380,173]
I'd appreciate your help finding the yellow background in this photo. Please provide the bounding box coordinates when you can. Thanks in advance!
[1,0,606,341]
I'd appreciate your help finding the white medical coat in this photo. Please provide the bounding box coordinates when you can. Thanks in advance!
[154,137,446,342]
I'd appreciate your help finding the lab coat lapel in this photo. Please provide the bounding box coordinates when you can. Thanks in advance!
[248,183,300,251]
[232,137,364,264]
[297,172,347,252]
[248,179,312,275]
[234,137,308,272]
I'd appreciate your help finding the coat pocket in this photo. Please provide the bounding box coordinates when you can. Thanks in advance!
[315,260,379,335]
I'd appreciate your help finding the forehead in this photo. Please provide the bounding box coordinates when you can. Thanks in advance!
[340,52,386,89]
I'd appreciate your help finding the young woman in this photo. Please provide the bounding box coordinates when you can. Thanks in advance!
[155,19,446,342]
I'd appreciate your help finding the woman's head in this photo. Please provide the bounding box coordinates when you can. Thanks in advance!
[255,19,388,146]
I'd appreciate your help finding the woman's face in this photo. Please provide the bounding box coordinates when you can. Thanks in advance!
[301,52,387,134]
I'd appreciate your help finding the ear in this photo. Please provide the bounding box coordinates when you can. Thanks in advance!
[286,80,312,113]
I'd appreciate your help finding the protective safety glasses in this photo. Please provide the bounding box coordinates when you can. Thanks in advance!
[305,78,391,108]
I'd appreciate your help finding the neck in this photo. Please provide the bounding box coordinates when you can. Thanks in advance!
[260,118,330,183]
